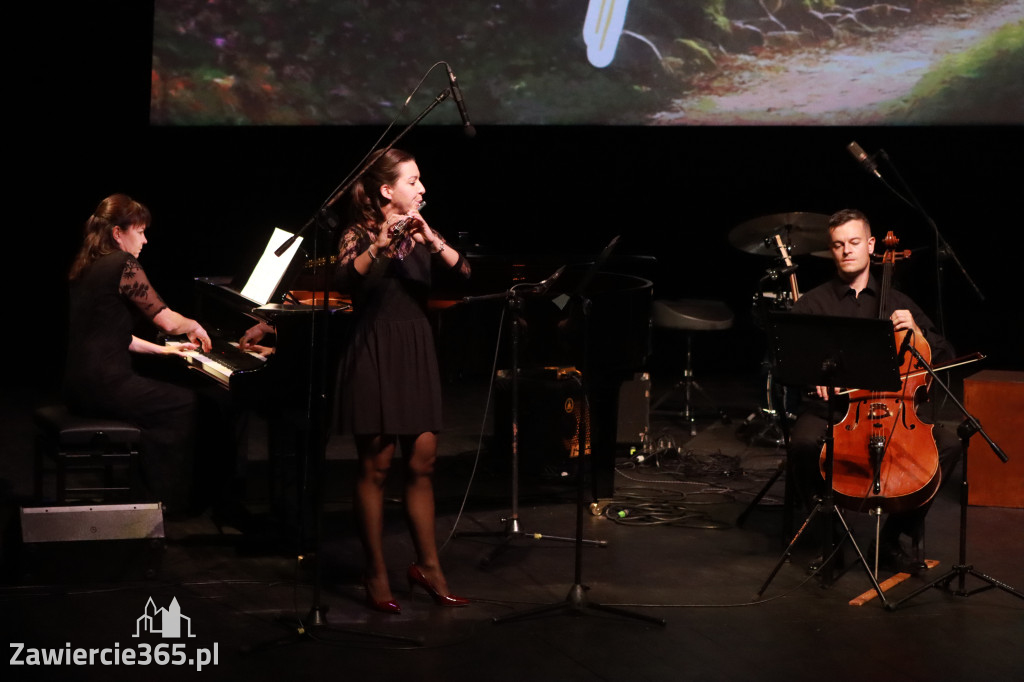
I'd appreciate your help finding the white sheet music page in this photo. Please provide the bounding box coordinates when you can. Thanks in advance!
[240,227,303,305]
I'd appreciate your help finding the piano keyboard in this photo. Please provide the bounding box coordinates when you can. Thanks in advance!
[166,339,266,387]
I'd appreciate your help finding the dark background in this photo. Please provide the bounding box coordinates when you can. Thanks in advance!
[8,2,1022,391]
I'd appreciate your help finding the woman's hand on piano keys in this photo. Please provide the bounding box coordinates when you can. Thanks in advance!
[186,324,212,353]
[161,339,201,358]
[152,308,212,352]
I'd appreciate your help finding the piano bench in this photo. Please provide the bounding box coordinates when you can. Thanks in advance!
[33,405,143,504]
[649,299,734,436]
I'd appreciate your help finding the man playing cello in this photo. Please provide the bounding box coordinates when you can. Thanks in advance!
[787,209,961,574]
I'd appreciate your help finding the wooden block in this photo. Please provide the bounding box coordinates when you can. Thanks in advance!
[849,559,941,606]
[963,370,1024,508]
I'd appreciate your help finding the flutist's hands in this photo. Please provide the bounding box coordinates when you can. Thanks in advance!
[403,207,434,243]
[401,209,450,254]
[379,209,430,254]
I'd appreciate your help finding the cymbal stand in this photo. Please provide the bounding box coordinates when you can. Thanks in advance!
[455,271,605,566]
[736,363,792,530]
[741,265,795,448]
[494,292,664,627]
[737,267,793,531]
[885,347,1021,610]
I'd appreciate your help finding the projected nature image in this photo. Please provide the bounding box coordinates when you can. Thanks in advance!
[152,0,1024,125]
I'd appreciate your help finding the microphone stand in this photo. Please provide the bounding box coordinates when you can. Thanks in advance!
[858,147,984,335]
[885,346,1021,610]
[255,87,453,652]
[274,88,452,258]
[455,268,606,566]
[493,275,664,627]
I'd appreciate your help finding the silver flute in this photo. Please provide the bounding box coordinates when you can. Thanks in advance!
[388,201,427,239]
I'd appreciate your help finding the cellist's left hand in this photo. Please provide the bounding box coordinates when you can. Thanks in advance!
[890,309,923,339]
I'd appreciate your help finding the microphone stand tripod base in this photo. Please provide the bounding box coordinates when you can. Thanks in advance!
[455,516,606,568]
[885,420,1023,610]
[493,584,665,627]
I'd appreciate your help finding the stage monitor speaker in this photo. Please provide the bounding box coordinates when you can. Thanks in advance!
[21,503,164,543]
[616,374,651,446]
[18,503,165,583]
[493,368,589,480]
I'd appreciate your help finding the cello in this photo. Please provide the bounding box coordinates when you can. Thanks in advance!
[820,231,942,514]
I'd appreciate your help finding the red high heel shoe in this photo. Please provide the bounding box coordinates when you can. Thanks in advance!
[364,580,402,614]
[407,564,470,607]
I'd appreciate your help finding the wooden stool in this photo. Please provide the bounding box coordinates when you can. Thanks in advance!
[34,405,142,504]
[649,299,734,436]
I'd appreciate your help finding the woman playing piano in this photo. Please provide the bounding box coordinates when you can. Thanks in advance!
[335,148,471,613]
[65,194,218,514]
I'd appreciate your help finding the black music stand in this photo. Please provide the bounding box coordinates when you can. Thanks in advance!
[884,346,1021,610]
[493,237,665,627]
[756,313,901,605]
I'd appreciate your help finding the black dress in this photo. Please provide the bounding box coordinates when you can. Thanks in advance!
[335,228,470,436]
[64,250,197,507]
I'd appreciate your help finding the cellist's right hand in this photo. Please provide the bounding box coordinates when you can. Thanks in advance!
[813,385,844,399]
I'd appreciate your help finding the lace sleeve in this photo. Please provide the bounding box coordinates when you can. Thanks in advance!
[434,229,471,279]
[334,226,371,291]
[119,256,168,319]
[337,227,367,269]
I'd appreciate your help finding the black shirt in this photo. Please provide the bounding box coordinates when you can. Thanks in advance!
[791,273,954,365]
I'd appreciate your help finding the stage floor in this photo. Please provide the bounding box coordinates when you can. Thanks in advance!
[2,376,1022,681]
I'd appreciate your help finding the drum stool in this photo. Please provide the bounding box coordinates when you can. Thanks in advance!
[33,405,143,503]
[649,299,734,436]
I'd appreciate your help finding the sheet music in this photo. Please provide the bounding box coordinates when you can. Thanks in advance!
[240,227,303,305]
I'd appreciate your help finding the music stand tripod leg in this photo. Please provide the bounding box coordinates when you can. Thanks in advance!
[757,399,889,604]
[491,438,665,627]
[736,458,785,528]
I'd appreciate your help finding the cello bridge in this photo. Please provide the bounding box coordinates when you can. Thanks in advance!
[868,402,893,420]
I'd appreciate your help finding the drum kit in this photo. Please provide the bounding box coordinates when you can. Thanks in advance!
[728,212,831,447]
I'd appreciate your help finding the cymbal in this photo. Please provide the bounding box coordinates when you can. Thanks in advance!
[729,212,830,257]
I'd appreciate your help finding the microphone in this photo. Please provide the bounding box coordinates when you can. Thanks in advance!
[847,141,881,178]
[898,329,915,362]
[446,64,476,137]
[532,265,566,294]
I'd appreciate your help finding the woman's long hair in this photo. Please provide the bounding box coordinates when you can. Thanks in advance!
[68,194,151,280]
[344,148,415,236]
